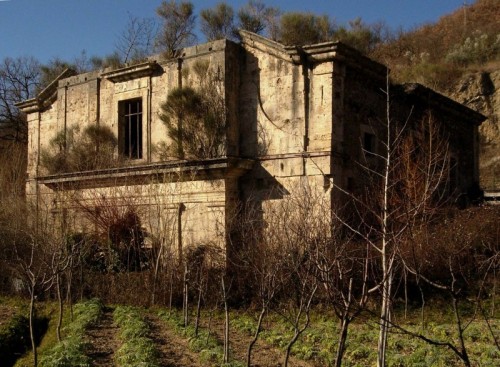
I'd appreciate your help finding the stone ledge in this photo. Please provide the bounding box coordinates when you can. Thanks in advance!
[15,68,76,112]
[101,61,161,83]
[36,157,254,190]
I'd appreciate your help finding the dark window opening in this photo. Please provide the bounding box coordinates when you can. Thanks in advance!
[120,99,143,159]
[347,177,355,191]
[363,132,376,155]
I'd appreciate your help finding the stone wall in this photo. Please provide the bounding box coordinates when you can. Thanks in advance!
[450,71,500,191]
[23,39,243,252]
[19,33,484,256]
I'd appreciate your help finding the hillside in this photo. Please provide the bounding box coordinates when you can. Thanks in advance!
[371,0,500,190]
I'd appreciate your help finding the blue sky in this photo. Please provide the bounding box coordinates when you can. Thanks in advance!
[0,0,467,63]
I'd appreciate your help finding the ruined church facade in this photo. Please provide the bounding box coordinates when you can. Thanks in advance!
[18,31,484,254]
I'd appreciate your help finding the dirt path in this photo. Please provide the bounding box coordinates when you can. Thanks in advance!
[86,308,120,367]
[203,314,314,367]
[146,313,204,367]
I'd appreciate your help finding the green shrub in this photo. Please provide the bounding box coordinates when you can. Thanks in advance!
[40,336,91,367]
[40,299,103,367]
[40,125,119,174]
[113,306,160,367]
[446,31,500,66]
[158,309,244,366]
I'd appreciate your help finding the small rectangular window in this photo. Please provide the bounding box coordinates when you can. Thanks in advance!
[363,132,376,155]
[119,99,142,159]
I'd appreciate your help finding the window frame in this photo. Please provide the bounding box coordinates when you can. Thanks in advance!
[119,98,143,160]
[360,124,378,159]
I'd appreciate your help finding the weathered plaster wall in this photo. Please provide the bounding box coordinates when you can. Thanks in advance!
[38,177,230,251]
[26,40,241,251]
[21,34,483,255]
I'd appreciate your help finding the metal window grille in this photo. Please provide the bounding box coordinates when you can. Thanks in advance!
[122,99,142,159]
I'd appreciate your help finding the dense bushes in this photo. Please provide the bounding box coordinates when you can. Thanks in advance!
[446,31,500,66]
[159,61,226,160]
[40,124,119,175]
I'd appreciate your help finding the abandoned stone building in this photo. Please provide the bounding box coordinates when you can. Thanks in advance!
[17,31,485,256]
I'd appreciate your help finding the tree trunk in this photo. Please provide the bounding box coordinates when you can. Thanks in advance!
[29,286,37,367]
[284,286,316,367]
[284,329,300,367]
[377,73,393,367]
[66,268,74,321]
[221,276,229,364]
[377,262,393,367]
[335,316,350,367]
[151,241,164,305]
[194,281,203,337]
[56,273,63,342]
[452,296,471,367]
[168,267,174,313]
[183,263,189,327]
[247,306,266,367]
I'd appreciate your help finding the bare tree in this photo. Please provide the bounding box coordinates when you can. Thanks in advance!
[263,6,281,41]
[116,13,158,63]
[4,210,54,367]
[332,73,452,366]
[231,199,287,367]
[156,0,197,58]
[0,56,41,143]
[396,207,500,366]
[313,223,373,367]
[0,140,26,199]
[256,183,325,367]
[144,185,179,307]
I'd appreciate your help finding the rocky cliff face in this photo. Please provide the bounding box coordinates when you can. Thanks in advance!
[449,70,500,191]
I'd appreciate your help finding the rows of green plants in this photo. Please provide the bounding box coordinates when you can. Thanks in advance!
[230,309,500,367]
[113,306,160,367]
[40,298,103,367]
[158,308,244,367]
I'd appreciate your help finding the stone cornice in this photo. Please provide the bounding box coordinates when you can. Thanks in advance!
[101,61,161,82]
[238,30,293,62]
[401,83,486,125]
[36,157,254,190]
[238,30,387,78]
[15,68,76,113]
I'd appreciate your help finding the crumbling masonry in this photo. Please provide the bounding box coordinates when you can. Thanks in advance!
[17,31,485,255]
